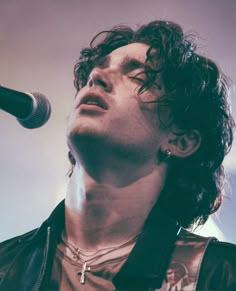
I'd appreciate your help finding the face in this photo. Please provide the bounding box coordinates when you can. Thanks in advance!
[166,268,182,285]
[67,43,168,162]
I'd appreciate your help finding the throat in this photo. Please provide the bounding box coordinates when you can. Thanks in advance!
[65,197,140,250]
[64,160,167,250]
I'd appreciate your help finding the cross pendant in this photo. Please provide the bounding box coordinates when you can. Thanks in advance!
[78,262,91,284]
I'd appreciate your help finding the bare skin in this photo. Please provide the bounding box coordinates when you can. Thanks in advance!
[64,43,200,252]
[64,155,168,250]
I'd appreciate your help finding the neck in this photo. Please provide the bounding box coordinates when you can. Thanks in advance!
[64,157,167,251]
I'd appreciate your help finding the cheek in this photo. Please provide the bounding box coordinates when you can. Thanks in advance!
[114,87,159,132]
[66,113,75,140]
[66,108,85,140]
[66,109,77,130]
[112,102,160,142]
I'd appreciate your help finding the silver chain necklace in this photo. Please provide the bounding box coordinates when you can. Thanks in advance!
[61,232,139,284]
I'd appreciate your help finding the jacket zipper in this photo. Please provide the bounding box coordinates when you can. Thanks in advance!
[34,226,51,291]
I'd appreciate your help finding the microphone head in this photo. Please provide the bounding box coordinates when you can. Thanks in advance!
[17,92,51,129]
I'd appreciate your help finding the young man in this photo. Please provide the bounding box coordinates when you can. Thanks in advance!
[0,20,236,290]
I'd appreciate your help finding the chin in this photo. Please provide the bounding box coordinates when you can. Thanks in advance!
[67,123,106,149]
[67,118,99,136]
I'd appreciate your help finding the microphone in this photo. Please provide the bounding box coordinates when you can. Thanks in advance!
[0,86,51,129]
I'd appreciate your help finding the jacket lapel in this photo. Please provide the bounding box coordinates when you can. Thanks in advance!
[113,202,181,290]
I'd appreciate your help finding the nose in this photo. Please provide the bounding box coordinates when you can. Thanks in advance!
[88,68,113,92]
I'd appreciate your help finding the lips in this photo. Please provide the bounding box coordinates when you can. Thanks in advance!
[78,93,108,110]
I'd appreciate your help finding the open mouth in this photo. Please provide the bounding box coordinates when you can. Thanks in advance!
[79,95,108,110]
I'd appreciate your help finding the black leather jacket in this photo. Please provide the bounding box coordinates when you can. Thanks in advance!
[0,200,236,291]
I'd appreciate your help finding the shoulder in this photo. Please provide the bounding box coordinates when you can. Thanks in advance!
[0,228,38,251]
[199,239,236,290]
[207,239,236,254]
[178,229,236,290]
[203,239,236,268]
[0,229,38,277]
[179,229,236,271]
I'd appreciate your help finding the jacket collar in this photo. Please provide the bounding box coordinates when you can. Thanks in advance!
[113,202,181,290]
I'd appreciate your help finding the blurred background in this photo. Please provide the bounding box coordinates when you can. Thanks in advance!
[0,0,235,243]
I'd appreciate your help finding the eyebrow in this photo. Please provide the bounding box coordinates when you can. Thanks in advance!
[95,55,110,68]
[121,56,145,73]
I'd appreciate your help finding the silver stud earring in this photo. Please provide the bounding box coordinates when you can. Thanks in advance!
[156,149,172,164]
[165,149,172,160]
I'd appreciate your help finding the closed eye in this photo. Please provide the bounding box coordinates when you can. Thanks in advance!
[128,70,162,94]
[128,72,146,83]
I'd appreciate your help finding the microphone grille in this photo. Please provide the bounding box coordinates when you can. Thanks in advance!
[17,92,51,129]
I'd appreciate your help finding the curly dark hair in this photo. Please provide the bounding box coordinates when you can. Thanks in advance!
[73,20,235,228]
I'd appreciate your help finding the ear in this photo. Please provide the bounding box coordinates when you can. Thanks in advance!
[166,129,202,158]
